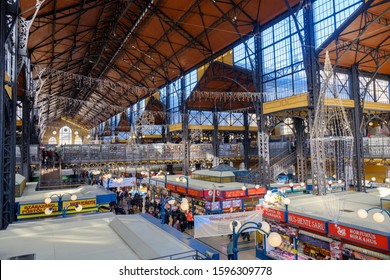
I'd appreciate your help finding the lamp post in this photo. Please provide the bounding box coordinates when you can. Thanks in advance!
[44,193,83,218]
[230,220,282,260]
[357,207,390,223]
[160,196,189,224]
[176,175,189,194]
[158,170,169,188]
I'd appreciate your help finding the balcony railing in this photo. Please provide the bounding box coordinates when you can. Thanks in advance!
[16,137,390,165]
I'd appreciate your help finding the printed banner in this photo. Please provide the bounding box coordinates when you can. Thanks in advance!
[194,211,262,238]
[103,177,136,188]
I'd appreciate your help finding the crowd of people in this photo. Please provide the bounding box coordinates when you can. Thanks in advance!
[109,190,195,233]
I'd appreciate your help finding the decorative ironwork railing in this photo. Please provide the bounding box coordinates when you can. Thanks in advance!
[16,137,390,165]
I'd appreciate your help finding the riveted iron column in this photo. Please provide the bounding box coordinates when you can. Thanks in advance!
[0,0,18,229]
[181,76,190,175]
[294,118,307,184]
[253,23,270,189]
[351,65,364,192]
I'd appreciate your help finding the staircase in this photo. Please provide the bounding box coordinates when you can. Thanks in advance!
[39,166,62,188]
[269,151,297,179]
[237,150,297,184]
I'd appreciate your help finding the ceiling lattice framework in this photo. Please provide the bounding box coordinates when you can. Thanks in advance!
[20,0,301,128]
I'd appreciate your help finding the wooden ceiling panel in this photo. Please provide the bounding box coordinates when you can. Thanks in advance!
[260,0,301,24]
[22,0,384,128]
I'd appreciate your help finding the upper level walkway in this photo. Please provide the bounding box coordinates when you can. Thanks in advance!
[16,136,390,166]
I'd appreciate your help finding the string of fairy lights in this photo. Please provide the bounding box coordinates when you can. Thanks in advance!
[32,64,270,138]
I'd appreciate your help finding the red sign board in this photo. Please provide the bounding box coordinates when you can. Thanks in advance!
[187,189,199,197]
[176,186,187,194]
[166,184,175,191]
[288,213,326,233]
[328,223,389,251]
[262,207,284,221]
[225,190,245,198]
[248,188,266,196]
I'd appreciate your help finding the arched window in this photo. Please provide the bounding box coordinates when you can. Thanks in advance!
[59,126,72,145]
[48,137,57,145]
[74,135,82,145]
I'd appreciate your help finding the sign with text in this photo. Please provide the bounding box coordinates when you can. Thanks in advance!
[175,186,187,194]
[188,189,199,197]
[328,223,389,251]
[262,207,284,221]
[165,183,175,191]
[194,210,262,238]
[69,199,96,209]
[19,202,58,215]
[248,188,266,196]
[224,190,245,198]
[288,213,326,233]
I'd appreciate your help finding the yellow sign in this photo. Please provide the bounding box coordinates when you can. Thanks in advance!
[19,199,96,215]
[68,198,96,209]
[20,203,58,215]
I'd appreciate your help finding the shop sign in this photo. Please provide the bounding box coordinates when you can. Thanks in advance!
[288,213,326,233]
[187,189,199,197]
[328,223,389,251]
[202,189,223,198]
[156,181,165,188]
[248,188,266,195]
[262,207,284,221]
[224,190,245,198]
[166,183,175,191]
[176,186,187,194]
[20,202,58,215]
[69,199,96,209]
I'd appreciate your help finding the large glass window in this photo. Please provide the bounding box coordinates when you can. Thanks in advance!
[359,76,375,102]
[233,37,255,69]
[313,0,362,48]
[261,10,307,101]
[360,77,390,104]
[218,112,243,126]
[375,79,389,104]
[48,137,57,145]
[320,71,350,99]
[189,111,213,125]
[59,126,72,145]
[160,87,167,106]
[74,135,83,145]
[185,70,197,99]
[168,79,182,124]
